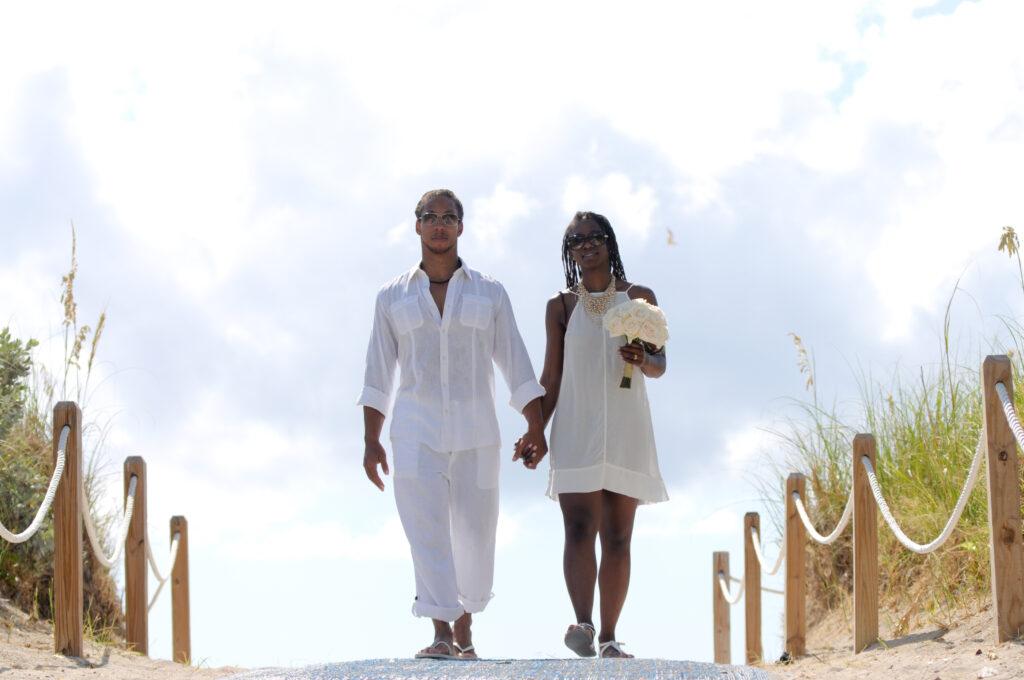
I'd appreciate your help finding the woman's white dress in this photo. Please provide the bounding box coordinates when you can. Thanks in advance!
[547,288,668,504]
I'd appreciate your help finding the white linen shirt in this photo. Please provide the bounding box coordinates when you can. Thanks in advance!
[358,261,545,452]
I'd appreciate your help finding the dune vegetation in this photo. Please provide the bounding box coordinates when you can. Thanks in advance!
[761,226,1024,636]
[0,230,123,639]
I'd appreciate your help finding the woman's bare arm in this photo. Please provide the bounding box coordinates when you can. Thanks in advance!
[539,293,568,427]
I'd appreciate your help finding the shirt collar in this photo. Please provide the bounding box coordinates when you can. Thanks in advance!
[410,258,470,283]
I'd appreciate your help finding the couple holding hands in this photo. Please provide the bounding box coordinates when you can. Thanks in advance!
[358,189,668,661]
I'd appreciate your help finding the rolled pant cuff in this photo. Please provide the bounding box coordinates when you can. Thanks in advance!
[412,601,465,622]
[460,592,494,614]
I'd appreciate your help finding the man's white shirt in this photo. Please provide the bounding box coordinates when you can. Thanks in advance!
[358,260,545,452]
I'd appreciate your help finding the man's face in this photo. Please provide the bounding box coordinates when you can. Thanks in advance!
[416,196,463,255]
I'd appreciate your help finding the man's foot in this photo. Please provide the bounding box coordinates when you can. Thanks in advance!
[453,612,475,659]
[564,623,597,657]
[453,641,478,660]
[414,638,459,660]
[599,640,634,659]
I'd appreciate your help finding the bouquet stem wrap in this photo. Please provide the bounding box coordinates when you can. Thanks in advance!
[603,299,669,390]
[620,348,635,389]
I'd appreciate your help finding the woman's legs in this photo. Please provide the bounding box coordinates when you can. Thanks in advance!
[559,491,603,626]
[597,490,638,645]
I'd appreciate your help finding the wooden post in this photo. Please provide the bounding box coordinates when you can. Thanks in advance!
[785,473,806,657]
[124,457,148,655]
[982,356,1024,642]
[853,434,879,653]
[713,551,731,664]
[744,512,762,664]
[170,516,191,665]
[53,402,83,657]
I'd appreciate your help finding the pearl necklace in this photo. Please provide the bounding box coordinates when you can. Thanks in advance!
[575,277,617,318]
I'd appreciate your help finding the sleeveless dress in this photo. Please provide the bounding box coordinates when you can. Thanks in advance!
[547,287,668,504]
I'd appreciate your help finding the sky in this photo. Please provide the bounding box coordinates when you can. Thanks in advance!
[1,0,1024,669]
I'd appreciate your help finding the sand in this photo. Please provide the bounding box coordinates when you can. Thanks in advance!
[6,596,1024,679]
[769,602,1024,679]
[0,598,239,679]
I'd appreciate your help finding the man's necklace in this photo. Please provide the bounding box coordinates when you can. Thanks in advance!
[575,277,617,318]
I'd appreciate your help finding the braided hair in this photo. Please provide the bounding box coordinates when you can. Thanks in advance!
[561,211,627,289]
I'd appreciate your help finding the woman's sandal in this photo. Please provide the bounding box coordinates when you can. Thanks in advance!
[453,641,478,660]
[599,640,634,659]
[564,622,597,657]
[414,639,459,660]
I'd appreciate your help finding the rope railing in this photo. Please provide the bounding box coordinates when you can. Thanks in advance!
[996,381,1024,450]
[81,475,137,569]
[0,403,192,664]
[711,356,1024,666]
[0,425,69,544]
[749,526,785,575]
[717,571,744,604]
[729,575,784,596]
[146,530,181,613]
[860,433,985,555]
[792,489,853,545]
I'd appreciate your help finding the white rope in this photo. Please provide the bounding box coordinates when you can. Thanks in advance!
[146,531,181,613]
[792,489,853,545]
[0,426,69,544]
[995,382,1024,451]
[81,475,137,569]
[717,571,744,605]
[860,433,985,555]
[749,527,785,575]
[730,575,784,596]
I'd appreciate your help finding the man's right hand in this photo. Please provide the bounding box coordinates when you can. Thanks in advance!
[363,439,390,491]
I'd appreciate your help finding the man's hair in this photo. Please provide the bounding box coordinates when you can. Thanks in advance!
[562,211,627,289]
[415,189,464,220]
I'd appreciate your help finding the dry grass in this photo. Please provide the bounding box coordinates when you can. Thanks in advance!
[0,223,123,639]
[758,226,1024,630]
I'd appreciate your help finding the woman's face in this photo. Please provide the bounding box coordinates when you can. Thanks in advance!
[567,219,610,272]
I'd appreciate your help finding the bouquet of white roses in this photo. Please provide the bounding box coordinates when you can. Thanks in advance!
[603,299,669,388]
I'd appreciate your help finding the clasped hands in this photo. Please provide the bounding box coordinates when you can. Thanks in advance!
[512,428,548,470]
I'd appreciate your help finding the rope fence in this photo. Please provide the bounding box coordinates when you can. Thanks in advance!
[0,425,68,543]
[710,355,1024,666]
[0,402,192,664]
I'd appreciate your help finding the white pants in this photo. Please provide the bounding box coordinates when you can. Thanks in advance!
[391,440,500,622]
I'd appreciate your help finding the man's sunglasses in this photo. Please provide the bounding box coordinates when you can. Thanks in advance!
[420,212,461,227]
[566,233,609,251]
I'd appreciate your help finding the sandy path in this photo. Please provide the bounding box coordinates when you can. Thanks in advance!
[0,599,239,679]
[769,603,1024,679]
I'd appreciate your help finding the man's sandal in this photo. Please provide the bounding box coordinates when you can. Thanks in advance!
[564,623,597,657]
[414,639,459,660]
[453,642,478,660]
[599,640,634,659]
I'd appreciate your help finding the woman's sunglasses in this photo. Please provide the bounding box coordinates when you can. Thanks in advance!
[567,233,609,251]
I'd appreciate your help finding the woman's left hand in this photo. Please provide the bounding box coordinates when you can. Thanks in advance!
[618,340,647,367]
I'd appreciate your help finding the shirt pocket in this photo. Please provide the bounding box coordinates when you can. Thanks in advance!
[459,294,494,330]
[389,297,424,335]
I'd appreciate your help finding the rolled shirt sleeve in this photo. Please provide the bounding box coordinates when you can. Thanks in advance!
[357,291,398,417]
[492,285,545,413]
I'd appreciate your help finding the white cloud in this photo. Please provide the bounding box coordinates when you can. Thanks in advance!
[723,423,775,478]
[467,184,536,255]
[386,220,411,246]
[561,173,657,241]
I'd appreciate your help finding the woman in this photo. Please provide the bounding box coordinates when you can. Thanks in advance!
[515,211,668,659]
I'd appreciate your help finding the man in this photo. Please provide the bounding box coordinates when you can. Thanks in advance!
[358,188,547,660]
